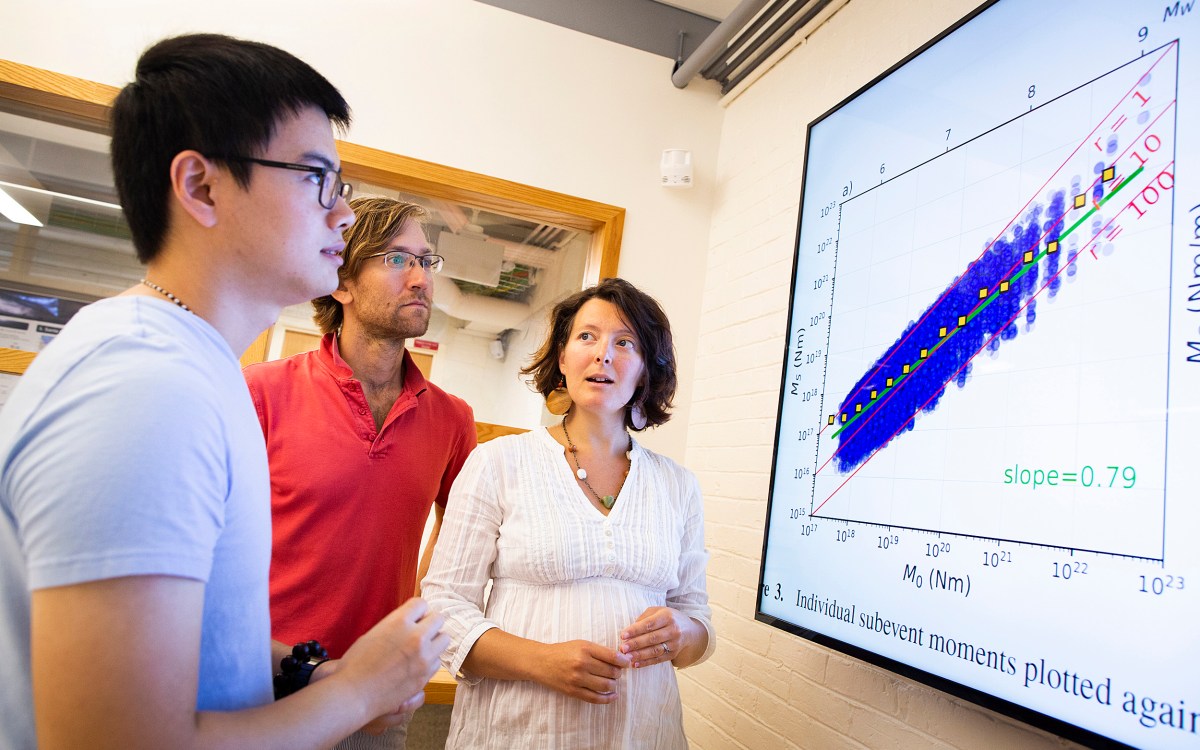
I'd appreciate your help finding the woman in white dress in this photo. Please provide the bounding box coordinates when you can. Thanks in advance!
[422,278,714,749]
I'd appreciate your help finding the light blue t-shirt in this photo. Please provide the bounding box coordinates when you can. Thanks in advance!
[0,296,273,749]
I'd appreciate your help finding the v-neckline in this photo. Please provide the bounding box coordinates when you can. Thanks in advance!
[540,426,635,519]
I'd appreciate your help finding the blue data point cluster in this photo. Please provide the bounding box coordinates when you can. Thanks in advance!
[831,190,1076,473]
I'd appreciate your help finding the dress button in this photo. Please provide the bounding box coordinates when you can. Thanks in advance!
[605,529,613,537]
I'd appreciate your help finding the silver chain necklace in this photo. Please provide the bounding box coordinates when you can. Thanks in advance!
[561,414,631,510]
[140,278,193,313]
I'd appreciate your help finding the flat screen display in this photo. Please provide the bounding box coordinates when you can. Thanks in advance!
[757,2,1199,747]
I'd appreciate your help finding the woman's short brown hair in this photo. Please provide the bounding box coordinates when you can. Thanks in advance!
[521,277,676,431]
[312,196,428,334]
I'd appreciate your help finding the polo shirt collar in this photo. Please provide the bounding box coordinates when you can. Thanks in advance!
[318,331,429,397]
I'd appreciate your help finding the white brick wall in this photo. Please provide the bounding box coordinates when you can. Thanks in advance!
[680,1,1085,747]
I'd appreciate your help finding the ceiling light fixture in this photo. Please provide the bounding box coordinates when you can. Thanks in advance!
[0,187,43,227]
[0,180,122,211]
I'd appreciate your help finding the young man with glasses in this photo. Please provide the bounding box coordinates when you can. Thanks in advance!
[0,35,447,749]
[244,196,476,749]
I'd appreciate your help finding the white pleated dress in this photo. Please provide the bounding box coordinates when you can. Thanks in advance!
[422,428,715,749]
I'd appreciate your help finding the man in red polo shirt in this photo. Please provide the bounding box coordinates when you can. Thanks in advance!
[244,196,476,750]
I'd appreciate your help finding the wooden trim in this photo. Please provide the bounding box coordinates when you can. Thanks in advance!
[0,59,625,285]
[238,329,272,368]
[0,59,115,130]
[337,142,624,284]
[0,347,36,375]
[475,421,529,444]
[423,668,457,705]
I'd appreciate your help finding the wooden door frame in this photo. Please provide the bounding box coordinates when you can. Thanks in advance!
[0,59,623,278]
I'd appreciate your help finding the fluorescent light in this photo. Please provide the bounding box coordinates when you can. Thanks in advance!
[0,181,121,211]
[0,187,42,227]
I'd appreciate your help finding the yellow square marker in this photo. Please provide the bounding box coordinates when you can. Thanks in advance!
[957,315,967,327]
[870,390,877,399]
[886,378,894,387]
[855,404,862,413]
[1024,250,1034,263]
[1102,166,1115,182]
[920,348,928,358]
[1074,193,1086,209]
[902,364,910,374]
[979,288,988,299]
[828,414,835,425]
[1047,240,1059,254]
[840,413,848,423]
[939,326,947,338]
[1000,280,1010,292]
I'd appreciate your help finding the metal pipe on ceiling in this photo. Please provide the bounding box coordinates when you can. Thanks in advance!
[720,0,833,94]
[700,0,790,81]
[671,0,773,89]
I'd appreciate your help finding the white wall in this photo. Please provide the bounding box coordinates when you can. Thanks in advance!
[2,1,1101,747]
[0,0,722,461]
[681,0,1087,747]
[428,321,549,429]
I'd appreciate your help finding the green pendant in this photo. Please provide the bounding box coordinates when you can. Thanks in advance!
[602,495,616,509]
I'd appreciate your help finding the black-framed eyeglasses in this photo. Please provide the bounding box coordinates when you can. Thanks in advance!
[217,155,352,209]
[362,250,445,274]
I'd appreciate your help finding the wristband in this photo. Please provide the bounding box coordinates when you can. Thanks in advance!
[273,640,330,700]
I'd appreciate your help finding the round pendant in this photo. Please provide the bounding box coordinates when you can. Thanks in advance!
[576,468,587,480]
[602,495,616,509]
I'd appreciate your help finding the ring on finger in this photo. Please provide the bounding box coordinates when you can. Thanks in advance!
[662,642,671,655]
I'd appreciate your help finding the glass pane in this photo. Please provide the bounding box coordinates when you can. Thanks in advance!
[344,180,596,429]
[0,101,595,430]
[0,108,136,351]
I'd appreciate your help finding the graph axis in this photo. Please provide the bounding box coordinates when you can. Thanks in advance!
[810,514,1167,563]
[803,42,1180,560]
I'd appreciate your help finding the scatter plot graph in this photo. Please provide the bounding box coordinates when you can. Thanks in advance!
[760,4,1199,746]
[810,44,1177,558]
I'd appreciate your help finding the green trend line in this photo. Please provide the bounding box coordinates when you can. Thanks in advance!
[829,165,1142,441]
[1059,164,1144,241]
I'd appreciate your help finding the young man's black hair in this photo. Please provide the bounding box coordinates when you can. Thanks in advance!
[110,33,351,261]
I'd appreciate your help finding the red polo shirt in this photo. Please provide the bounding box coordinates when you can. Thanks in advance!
[245,333,475,657]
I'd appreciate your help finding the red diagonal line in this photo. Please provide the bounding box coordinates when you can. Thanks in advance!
[819,96,1177,476]
[836,43,1176,413]
[813,201,1143,515]
[816,204,1071,477]
[818,147,1164,483]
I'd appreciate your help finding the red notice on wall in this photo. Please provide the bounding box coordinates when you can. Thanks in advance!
[412,339,439,351]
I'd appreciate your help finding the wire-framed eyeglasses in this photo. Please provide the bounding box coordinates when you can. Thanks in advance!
[217,155,352,209]
[363,250,445,274]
